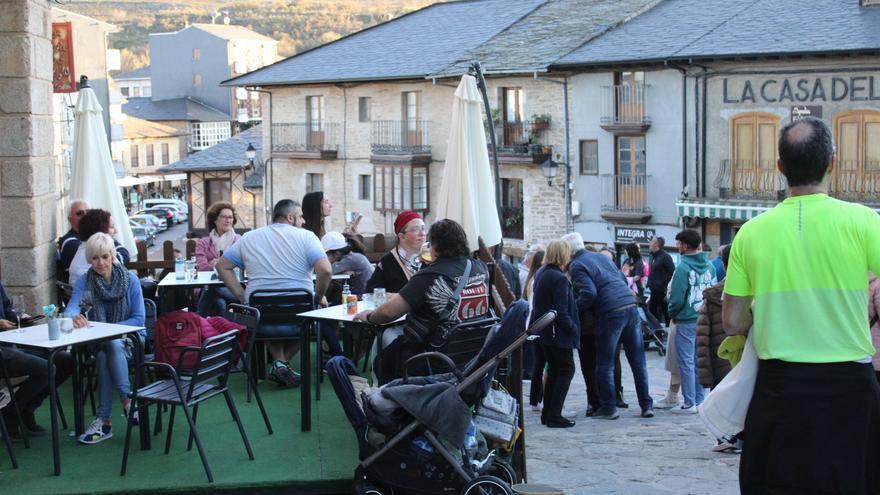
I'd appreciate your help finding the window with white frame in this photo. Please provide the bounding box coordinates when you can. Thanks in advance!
[373,164,429,212]
[146,144,154,166]
[358,174,371,200]
[190,122,231,151]
[307,96,324,131]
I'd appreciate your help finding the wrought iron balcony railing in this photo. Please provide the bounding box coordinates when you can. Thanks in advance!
[271,122,339,154]
[371,120,430,155]
[600,84,651,129]
[600,173,651,213]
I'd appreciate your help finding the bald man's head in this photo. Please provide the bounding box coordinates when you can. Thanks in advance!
[778,117,834,187]
[68,200,89,232]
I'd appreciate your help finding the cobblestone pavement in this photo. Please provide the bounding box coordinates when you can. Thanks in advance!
[524,346,740,495]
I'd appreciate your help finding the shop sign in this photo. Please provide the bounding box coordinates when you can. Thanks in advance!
[52,22,76,93]
[791,105,823,120]
[615,226,655,244]
[722,75,880,104]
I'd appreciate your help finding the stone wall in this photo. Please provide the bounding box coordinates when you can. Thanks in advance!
[0,0,57,307]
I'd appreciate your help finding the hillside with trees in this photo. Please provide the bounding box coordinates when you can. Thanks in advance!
[63,0,444,71]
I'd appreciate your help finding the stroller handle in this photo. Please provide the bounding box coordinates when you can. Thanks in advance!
[526,310,557,336]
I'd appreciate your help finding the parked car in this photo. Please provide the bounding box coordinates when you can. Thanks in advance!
[144,198,188,215]
[157,205,187,224]
[136,208,175,225]
[130,225,155,247]
[130,214,167,232]
[130,218,157,236]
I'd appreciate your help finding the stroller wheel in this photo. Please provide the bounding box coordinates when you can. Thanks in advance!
[353,480,394,495]
[487,459,517,486]
[461,475,514,495]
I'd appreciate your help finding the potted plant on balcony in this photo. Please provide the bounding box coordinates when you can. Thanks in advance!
[531,113,551,130]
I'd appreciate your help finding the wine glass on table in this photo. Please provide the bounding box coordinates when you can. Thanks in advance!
[79,290,94,326]
[9,294,25,333]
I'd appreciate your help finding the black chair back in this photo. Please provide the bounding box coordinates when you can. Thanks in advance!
[143,299,157,354]
[226,304,261,337]
[185,330,239,403]
[440,316,501,370]
[247,288,315,336]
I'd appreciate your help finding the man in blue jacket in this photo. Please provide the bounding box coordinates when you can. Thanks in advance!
[563,233,653,420]
[667,230,716,414]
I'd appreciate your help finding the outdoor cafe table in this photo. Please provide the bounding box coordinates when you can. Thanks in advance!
[297,304,404,432]
[156,271,350,312]
[0,321,149,476]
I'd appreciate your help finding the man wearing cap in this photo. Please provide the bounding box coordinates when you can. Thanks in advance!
[321,231,374,295]
[366,210,426,294]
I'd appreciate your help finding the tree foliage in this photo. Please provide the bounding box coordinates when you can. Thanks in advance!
[63,0,443,72]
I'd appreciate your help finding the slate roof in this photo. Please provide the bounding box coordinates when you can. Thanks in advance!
[432,0,659,77]
[160,125,262,174]
[123,116,185,139]
[114,66,150,81]
[221,0,547,87]
[555,0,880,67]
[188,23,278,43]
[122,97,231,122]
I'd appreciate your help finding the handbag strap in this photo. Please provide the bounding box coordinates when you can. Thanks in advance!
[440,259,472,321]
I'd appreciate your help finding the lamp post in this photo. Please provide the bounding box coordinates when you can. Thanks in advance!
[243,142,258,227]
[542,157,558,186]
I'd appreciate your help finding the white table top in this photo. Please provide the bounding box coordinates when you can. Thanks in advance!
[158,271,350,288]
[299,303,405,326]
[0,321,145,350]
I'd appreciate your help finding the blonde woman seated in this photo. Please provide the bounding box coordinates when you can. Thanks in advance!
[64,233,145,445]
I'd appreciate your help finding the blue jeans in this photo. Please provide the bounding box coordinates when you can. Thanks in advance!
[674,321,704,407]
[96,339,131,421]
[596,307,652,411]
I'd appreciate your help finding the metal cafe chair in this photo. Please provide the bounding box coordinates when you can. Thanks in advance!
[225,303,273,434]
[121,330,254,483]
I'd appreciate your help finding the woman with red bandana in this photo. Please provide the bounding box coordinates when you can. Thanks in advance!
[365,210,425,294]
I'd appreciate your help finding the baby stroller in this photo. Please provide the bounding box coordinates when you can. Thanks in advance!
[327,305,556,495]
[637,298,667,356]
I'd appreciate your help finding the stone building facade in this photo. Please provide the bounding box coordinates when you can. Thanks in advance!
[0,0,57,306]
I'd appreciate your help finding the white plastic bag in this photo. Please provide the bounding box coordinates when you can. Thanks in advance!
[697,329,757,440]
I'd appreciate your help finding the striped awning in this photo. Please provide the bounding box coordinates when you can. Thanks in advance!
[676,200,773,221]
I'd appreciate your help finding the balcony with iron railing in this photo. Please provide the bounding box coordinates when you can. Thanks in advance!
[485,120,553,165]
[716,159,787,201]
[370,120,431,165]
[271,122,339,159]
[599,173,653,223]
[600,84,651,133]
[829,161,880,203]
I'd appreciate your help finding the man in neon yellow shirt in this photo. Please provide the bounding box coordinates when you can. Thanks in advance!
[723,117,880,493]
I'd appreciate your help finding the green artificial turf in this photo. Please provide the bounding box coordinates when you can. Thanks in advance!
[0,372,359,494]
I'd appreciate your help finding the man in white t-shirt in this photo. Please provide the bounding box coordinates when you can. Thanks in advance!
[217,199,332,387]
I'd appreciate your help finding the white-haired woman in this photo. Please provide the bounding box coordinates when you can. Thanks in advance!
[64,233,145,445]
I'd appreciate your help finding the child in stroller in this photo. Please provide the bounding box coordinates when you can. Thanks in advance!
[326,302,556,495]
[637,297,667,356]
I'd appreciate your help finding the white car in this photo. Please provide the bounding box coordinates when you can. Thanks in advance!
[130,218,157,236]
[153,204,187,224]
[130,214,167,231]
[144,198,188,215]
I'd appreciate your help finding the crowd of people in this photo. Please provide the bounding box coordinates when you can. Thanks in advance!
[4,116,880,493]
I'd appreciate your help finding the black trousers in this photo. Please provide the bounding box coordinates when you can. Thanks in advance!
[540,344,575,421]
[578,333,623,409]
[741,359,880,494]
[0,347,72,416]
[647,290,669,326]
[529,342,547,406]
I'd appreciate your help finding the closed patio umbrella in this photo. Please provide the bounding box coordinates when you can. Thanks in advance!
[436,74,502,252]
[70,84,136,254]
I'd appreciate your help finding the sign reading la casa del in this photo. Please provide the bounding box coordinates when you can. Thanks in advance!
[722,75,880,104]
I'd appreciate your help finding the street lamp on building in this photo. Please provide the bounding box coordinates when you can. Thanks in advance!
[542,157,558,186]
[243,142,258,227]
[245,142,256,167]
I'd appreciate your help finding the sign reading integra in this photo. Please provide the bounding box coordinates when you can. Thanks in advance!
[722,75,880,104]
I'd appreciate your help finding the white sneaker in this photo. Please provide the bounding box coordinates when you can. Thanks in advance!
[712,438,742,454]
[654,394,681,409]
[530,404,542,412]
[78,418,112,445]
[670,404,698,414]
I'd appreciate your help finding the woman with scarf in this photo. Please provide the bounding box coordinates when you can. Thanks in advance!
[65,233,145,445]
[365,210,425,294]
[195,202,242,315]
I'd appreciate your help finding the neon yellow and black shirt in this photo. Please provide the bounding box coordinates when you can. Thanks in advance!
[725,193,880,363]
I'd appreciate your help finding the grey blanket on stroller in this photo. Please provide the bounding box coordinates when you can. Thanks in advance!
[377,373,471,447]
